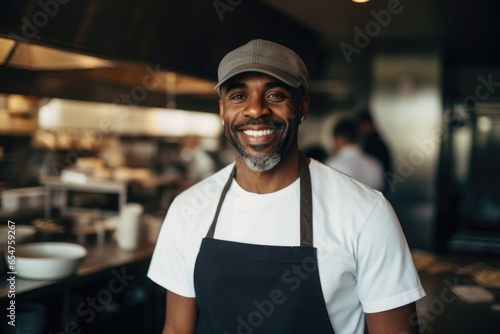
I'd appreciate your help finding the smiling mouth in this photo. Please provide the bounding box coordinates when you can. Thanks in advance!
[242,129,275,137]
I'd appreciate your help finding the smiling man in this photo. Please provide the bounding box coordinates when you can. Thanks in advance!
[148,39,425,334]
[222,72,302,174]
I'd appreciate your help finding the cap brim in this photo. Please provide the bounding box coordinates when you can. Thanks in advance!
[214,63,303,94]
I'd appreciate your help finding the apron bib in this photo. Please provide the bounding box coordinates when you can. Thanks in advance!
[194,157,335,333]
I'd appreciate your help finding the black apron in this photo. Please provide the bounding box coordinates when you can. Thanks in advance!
[193,157,335,334]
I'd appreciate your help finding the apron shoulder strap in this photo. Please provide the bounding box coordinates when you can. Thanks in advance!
[206,165,236,238]
[299,155,313,247]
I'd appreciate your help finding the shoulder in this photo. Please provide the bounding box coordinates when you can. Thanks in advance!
[324,155,339,167]
[309,159,386,234]
[310,159,382,202]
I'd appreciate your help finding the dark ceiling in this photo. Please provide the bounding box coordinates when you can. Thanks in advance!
[262,0,500,66]
[0,0,323,111]
[261,0,500,103]
[1,0,500,111]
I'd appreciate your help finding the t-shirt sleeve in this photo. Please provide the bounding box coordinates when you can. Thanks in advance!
[147,198,196,298]
[356,195,425,313]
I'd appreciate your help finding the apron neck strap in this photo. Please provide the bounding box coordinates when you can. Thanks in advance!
[206,155,314,247]
[206,165,236,239]
[299,155,313,247]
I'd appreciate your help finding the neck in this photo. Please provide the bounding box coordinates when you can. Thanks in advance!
[234,149,303,194]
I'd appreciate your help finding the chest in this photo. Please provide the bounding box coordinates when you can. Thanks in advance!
[214,188,301,246]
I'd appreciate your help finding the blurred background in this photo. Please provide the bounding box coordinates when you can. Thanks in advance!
[1,0,500,332]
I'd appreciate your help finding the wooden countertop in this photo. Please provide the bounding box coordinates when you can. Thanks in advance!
[413,251,500,334]
[0,239,155,299]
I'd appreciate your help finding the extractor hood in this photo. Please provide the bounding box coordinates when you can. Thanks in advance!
[0,36,114,70]
[0,0,323,110]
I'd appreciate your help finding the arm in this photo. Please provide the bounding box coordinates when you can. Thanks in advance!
[163,290,198,334]
[365,302,419,334]
[357,197,425,333]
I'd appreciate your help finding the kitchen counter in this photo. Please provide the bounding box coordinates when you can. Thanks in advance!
[0,240,155,299]
[0,239,162,334]
[414,251,500,334]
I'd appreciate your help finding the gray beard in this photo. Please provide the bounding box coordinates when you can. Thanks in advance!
[224,117,299,173]
[241,151,281,173]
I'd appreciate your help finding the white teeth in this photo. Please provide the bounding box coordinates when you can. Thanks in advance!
[243,129,274,137]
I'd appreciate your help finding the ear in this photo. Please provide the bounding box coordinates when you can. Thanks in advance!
[299,96,310,123]
[219,99,224,121]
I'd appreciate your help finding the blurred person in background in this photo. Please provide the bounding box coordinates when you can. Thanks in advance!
[179,135,216,182]
[357,108,392,192]
[325,118,384,192]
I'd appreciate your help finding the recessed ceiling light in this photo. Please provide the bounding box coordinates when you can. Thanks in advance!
[352,0,370,3]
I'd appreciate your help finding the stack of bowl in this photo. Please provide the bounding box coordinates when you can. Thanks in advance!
[3,303,46,334]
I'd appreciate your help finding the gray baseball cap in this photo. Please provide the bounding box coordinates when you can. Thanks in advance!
[215,39,309,95]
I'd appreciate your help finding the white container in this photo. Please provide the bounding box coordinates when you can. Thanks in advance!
[115,203,144,251]
[16,242,87,280]
[1,187,45,212]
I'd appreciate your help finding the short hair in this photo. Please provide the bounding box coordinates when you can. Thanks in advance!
[333,119,358,143]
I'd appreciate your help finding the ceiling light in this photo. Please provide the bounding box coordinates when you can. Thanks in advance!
[352,0,370,3]
[477,116,492,133]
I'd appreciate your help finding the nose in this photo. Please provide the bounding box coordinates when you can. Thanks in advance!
[243,94,271,119]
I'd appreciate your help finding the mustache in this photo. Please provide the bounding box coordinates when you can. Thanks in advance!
[231,118,287,131]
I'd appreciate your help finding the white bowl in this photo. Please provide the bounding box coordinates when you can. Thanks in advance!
[16,242,87,280]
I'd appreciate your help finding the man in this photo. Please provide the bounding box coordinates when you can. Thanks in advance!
[325,119,384,191]
[357,110,392,179]
[148,39,425,334]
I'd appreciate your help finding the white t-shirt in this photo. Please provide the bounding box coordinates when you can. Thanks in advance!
[148,159,425,334]
[325,145,384,191]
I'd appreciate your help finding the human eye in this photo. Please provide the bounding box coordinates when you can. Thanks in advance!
[230,94,245,100]
[227,91,247,102]
[266,91,289,102]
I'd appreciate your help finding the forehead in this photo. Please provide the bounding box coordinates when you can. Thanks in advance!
[221,72,292,93]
